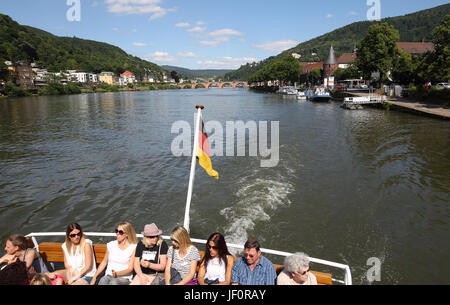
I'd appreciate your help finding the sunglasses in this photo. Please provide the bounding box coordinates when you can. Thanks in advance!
[69,232,82,238]
[171,238,179,243]
[146,236,159,239]
[297,267,310,276]
[207,244,218,250]
[115,229,125,235]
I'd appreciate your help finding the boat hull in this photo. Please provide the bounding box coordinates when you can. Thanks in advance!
[310,95,332,102]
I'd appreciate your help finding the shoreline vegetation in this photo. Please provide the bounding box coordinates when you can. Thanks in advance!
[0,81,196,98]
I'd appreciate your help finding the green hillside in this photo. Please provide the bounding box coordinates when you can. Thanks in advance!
[225,3,450,81]
[0,14,165,78]
[161,65,233,79]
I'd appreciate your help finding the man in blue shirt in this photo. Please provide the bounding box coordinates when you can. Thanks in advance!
[231,240,277,285]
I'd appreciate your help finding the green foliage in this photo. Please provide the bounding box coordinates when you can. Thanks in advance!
[227,4,450,81]
[404,86,450,106]
[355,23,401,85]
[0,14,166,78]
[3,81,29,97]
[248,56,302,84]
[333,64,362,81]
[415,13,450,83]
[391,49,418,85]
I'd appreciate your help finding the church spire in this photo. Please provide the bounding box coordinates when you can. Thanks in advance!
[324,46,337,65]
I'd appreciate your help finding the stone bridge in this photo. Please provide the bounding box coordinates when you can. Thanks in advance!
[180,81,248,89]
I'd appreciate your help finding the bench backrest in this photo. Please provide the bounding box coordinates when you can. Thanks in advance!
[38,242,332,285]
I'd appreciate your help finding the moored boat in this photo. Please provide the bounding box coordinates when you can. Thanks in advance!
[308,87,332,102]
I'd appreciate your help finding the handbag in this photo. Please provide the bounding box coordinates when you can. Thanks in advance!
[150,242,164,285]
[157,246,182,285]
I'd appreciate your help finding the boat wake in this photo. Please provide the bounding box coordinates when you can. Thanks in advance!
[220,170,294,254]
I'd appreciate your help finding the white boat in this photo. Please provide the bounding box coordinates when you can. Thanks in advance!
[26,232,353,285]
[308,87,332,102]
[297,91,307,100]
[276,86,298,95]
[22,105,353,286]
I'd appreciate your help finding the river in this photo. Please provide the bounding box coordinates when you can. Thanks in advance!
[0,89,449,284]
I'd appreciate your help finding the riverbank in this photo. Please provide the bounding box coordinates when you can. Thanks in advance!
[347,91,450,120]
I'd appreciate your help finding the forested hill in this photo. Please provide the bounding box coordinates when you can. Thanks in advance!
[0,14,165,78]
[161,65,233,79]
[225,3,450,81]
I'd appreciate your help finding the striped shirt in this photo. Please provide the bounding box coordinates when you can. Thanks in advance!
[167,245,200,279]
[231,255,277,285]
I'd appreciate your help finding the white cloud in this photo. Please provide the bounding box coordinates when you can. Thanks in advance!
[133,42,148,47]
[349,11,359,16]
[326,13,334,18]
[145,51,178,63]
[198,40,222,47]
[196,56,258,69]
[105,0,175,21]
[208,29,244,38]
[188,26,207,33]
[175,22,190,28]
[176,52,206,58]
[196,28,245,47]
[196,21,206,25]
[253,40,300,52]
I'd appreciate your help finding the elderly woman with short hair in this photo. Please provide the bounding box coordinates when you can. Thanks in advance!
[277,252,317,285]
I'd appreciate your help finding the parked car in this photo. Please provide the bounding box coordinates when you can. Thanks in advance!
[436,83,450,89]
[357,84,368,89]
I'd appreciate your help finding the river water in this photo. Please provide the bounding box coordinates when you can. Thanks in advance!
[0,89,449,284]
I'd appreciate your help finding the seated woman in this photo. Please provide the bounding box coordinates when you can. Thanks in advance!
[277,252,317,285]
[29,272,65,285]
[0,234,49,275]
[90,222,138,285]
[197,232,234,285]
[164,226,200,285]
[130,223,168,285]
[60,223,97,285]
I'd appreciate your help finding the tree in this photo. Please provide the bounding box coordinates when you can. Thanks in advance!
[248,56,302,85]
[355,23,401,87]
[170,71,180,83]
[391,49,417,85]
[416,13,450,83]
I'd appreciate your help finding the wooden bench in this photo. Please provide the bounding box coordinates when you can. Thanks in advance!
[38,243,332,285]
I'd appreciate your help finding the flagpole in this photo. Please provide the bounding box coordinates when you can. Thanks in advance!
[183,105,204,232]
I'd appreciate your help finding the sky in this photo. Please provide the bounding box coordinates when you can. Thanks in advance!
[1,0,448,70]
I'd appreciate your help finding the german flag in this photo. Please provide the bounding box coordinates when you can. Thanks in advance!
[197,120,219,179]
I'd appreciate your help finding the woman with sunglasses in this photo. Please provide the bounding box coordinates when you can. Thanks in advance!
[277,252,317,285]
[60,223,97,285]
[197,233,234,285]
[164,226,200,285]
[90,222,138,285]
[130,223,168,285]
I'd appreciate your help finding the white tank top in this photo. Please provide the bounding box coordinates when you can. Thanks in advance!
[61,239,97,277]
[204,257,227,282]
[105,240,137,281]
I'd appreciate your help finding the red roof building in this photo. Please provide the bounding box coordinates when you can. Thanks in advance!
[300,62,324,74]
[120,71,135,78]
[396,42,435,56]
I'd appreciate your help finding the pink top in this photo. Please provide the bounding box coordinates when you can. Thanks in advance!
[51,274,65,285]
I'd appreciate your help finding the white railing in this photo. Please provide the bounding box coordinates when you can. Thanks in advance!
[26,232,352,285]
[344,96,387,105]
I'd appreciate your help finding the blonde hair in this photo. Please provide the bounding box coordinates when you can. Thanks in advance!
[118,222,138,244]
[170,226,192,252]
[64,223,86,255]
[30,274,52,285]
[142,236,163,248]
